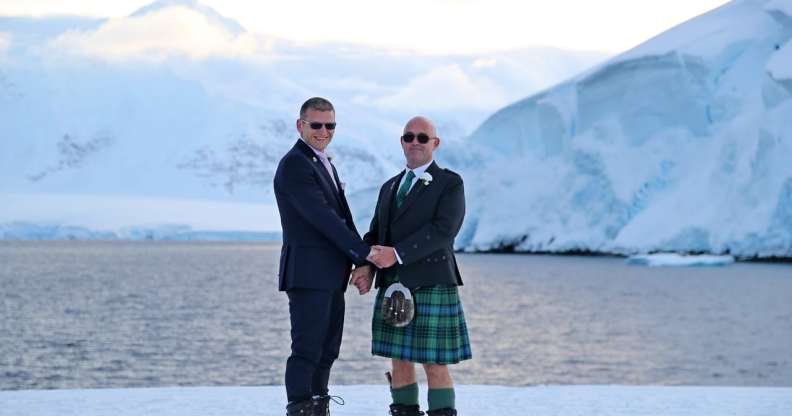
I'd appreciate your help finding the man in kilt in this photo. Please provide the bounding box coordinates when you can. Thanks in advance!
[351,116,471,416]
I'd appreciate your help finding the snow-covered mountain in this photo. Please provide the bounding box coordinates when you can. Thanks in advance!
[0,1,602,234]
[458,0,792,258]
[7,0,786,259]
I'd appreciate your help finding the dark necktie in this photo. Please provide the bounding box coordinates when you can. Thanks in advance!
[396,170,416,208]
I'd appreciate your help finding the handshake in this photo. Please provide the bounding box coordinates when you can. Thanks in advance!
[349,245,397,295]
[367,245,397,269]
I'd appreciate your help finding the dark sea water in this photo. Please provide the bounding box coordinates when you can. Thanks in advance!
[1,241,790,390]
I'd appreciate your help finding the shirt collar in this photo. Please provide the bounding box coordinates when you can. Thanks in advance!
[300,137,329,160]
[404,160,433,179]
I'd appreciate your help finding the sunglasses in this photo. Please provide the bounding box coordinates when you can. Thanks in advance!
[301,119,336,130]
[401,132,434,144]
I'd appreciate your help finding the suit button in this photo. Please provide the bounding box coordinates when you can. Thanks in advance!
[442,256,447,260]
[426,259,431,263]
[426,235,431,240]
[413,244,418,248]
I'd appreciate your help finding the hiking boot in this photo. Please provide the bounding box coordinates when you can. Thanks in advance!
[286,399,314,416]
[389,403,425,416]
[312,395,344,415]
[427,408,457,416]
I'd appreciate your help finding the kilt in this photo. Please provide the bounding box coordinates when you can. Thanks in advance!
[371,275,472,364]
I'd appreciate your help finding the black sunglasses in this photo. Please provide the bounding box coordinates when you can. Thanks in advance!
[302,119,336,130]
[401,132,433,144]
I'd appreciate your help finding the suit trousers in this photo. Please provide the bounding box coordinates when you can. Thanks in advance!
[285,289,345,402]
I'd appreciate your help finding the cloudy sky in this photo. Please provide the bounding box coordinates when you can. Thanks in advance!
[1,0,730,54]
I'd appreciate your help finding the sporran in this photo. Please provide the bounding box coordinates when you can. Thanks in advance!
[381,282,415,327]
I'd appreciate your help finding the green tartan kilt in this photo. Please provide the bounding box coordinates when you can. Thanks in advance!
[371,277,472,364]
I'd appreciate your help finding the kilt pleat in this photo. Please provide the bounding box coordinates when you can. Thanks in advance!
[371,277,472,364]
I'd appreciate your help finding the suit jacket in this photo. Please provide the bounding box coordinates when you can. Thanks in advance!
[274,139,370,292]
[363,161,465,289]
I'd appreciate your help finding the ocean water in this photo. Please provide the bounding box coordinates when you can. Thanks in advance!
[1,241,790,390]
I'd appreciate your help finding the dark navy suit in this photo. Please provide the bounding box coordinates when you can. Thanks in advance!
[274,139,370,402]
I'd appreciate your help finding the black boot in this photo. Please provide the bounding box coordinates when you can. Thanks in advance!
[286,399,314,416]
[312,395,344,415]
[427,408,457,416]
[313,396,329,416]
[389,403,425,416]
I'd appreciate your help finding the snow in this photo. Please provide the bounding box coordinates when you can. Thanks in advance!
[0,222,280,241]
[0,32,9,53]
[460,0,792,258]
[0,194,281,232]
[767,40,792,81]
[129,0,246,35]
[625,253,735,267]
[3,1,792,259]
[766,0,792,18]
[2,385,791,416]
[0,0,602,240]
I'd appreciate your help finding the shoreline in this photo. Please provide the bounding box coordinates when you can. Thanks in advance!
[3,239,791,263]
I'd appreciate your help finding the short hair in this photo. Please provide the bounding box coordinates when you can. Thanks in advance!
[300,97,334,119]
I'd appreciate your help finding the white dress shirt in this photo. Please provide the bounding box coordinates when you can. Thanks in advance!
[301,138,338,191]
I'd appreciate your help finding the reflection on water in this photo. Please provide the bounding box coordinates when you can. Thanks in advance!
[0,241,790,390]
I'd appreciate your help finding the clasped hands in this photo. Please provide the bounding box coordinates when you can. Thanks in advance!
[349,245,397,295]
[367,245,396,269]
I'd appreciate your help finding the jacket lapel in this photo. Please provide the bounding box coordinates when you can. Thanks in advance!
[294,140,343,209]
[379,173,401,227]
[392,161,438,222]
[332,164,353,222]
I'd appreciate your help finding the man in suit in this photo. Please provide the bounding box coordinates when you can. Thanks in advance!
[274,97,390,416]
[351,116,471,416]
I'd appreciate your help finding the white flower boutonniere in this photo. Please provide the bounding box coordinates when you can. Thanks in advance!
[419,171,433,186]
[312,156,318,163]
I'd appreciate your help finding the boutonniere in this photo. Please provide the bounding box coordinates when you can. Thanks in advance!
[419,172,433,186]
[312,156,318,163]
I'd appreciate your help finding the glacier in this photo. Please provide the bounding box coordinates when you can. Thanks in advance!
[458,0,792,258]
[2,0,791,259]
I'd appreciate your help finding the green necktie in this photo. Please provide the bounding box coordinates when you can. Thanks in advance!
[396,170,416,208]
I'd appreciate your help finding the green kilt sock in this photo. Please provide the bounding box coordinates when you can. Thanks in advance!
[391,383,419,406]
[428,388,455,411]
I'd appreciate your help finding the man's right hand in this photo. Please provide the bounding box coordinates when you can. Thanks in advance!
[367,245,397,268]
[349,265,374,295]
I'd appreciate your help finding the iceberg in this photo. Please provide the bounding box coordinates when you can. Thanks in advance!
[459,0,792,259]
[625,253,736,267]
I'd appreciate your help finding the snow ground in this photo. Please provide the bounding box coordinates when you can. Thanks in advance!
[1,385,791,416]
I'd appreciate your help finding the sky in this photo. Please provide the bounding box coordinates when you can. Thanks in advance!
[0,0,732,54]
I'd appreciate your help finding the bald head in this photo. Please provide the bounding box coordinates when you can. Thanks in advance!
[401,115,440,169]
[403,116,437,137]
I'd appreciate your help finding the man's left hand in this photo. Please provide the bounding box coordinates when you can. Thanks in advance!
[368,245,397,268]
[350,265,374,294]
